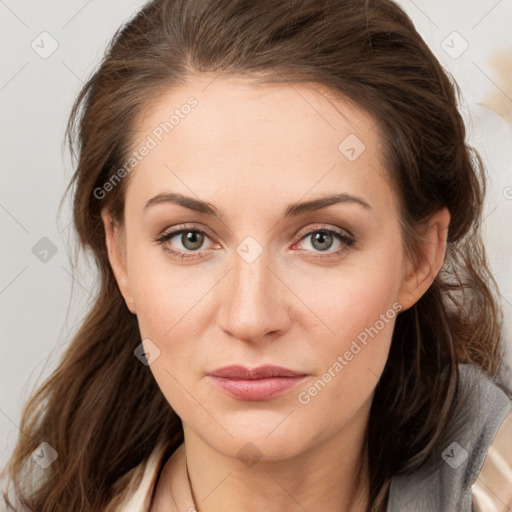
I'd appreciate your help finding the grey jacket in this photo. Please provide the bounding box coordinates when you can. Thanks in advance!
[387,363,512,511]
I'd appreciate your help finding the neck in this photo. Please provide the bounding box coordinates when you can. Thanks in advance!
[182,407,371,512]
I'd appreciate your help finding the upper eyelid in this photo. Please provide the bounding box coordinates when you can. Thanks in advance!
[295,224,354,240]
[158,224,216,242]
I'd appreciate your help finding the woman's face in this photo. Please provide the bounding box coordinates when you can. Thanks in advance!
[103,75,435,461]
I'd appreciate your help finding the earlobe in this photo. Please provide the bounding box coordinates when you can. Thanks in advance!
[398,207,451,311]
[101,209,137,314]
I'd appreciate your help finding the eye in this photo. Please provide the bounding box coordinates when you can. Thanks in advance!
[152,225,217,260]
[293,225,355,260]
[153,223,356,261]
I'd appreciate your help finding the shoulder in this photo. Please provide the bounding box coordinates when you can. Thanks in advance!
[458,363,512,511]
[472,407,512,512]
[387,362,512,512]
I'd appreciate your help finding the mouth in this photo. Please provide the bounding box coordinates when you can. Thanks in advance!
[207,365,308,401]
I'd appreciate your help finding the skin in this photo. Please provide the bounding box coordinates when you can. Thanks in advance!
[102,74,450,511]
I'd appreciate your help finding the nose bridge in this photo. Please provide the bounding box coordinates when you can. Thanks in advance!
[217,237,288,342]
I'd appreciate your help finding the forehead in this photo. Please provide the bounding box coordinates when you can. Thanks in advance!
[124,75,396,218]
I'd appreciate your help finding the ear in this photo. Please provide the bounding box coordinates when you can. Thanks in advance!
[101,209,136,314]
[398,207,450,311]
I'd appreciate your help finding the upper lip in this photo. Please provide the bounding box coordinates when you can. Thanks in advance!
[207,365,306,379]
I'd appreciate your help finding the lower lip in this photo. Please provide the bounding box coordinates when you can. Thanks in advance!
[209,375,307,401]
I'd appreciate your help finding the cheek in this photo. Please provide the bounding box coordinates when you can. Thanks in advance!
[291,252,403,345]
[290,253,403,405]
[128,246,215,340]
[127,254,213,419]
[299,281,398,393]
[292,288,398,444]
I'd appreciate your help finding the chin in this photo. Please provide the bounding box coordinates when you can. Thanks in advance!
[193,412,321,463]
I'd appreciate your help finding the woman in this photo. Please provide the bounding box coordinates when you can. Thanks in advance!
[2,0,511,511]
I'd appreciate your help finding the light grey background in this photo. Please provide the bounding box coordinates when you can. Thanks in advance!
[1,0,511,471]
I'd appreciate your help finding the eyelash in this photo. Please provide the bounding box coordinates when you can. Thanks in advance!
[152,223,355,261]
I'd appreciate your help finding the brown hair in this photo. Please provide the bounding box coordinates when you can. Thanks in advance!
[2,0,506,510]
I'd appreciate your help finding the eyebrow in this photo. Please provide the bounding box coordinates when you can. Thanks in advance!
[143,192,372,219]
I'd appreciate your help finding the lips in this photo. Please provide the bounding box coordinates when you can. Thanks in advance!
[208,365,306,379]
[207,365,308,401]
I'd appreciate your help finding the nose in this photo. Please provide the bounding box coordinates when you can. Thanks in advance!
[216,243,291,345]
